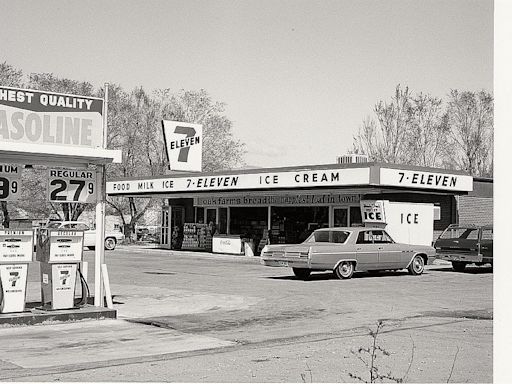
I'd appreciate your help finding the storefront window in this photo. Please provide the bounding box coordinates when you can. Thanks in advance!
[196,207,205,224]
[219,208,228,234]
[350,206,363,227]
[230,207,268,241]
[271,206,329,244]
[334,208,348,227]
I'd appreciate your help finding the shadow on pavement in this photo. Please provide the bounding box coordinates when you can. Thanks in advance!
[265,270,427,281]
[430,266,493,274]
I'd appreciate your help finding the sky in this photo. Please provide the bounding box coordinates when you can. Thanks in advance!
[0,0,493,168]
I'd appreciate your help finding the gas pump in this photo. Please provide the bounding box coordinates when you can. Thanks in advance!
[0,229,34,313]
[36,228,88,310]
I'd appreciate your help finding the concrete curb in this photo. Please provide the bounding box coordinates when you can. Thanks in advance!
[115,245,262,264]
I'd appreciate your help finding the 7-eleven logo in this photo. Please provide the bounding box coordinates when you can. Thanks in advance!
[162,121,203,172]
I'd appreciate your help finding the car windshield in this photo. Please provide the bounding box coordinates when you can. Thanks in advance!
[47,222,62,228]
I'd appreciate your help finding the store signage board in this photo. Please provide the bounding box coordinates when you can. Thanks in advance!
[0,230,33,263]
[196,193,360,207]
[0,86,104,149]
[48,231,83,263]
[107,168,371,195]
[360,200,386,224]
[0,164,21,201]
[162,120,203,172]
[48,168,96,203]
[380,167,473,192]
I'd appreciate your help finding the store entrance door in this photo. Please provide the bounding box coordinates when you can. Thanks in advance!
[333,207,349,227]
[160,206,170,247]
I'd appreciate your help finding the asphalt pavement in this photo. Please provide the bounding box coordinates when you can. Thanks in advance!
[0,245,493,382]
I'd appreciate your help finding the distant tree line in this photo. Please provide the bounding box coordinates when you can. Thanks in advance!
[352,84,493,178]
[0,61,246,234]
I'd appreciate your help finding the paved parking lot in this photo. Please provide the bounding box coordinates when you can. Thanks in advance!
[0,246,493,382]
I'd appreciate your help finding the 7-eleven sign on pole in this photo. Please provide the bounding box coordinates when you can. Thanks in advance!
[162,120,203,172]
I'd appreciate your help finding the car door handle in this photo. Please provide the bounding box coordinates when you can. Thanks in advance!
[356,248,362,251]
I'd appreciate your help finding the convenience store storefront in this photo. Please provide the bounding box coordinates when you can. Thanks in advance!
[106,162,474,254]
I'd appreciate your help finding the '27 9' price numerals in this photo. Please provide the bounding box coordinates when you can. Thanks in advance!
[0,176,19,200]
[49,179,95,202]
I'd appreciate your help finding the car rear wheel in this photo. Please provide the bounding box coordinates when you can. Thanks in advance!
[105,238,117,251]
[292,268,311,280]
[408,255,425,275]
[335,261,354,279]
[452,261,467,272]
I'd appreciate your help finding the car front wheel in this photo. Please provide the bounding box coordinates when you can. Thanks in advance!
[408,255,425,275]
[335,261,354,279]
[105,238,117,251]
[292,268,311,280]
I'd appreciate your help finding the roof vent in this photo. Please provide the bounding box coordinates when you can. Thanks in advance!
[336,154,369,164]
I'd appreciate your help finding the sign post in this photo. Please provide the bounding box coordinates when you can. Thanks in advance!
[94,84,108,307]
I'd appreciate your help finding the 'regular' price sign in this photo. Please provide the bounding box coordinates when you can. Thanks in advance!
[0,164,21,201]
[48,168,96,203]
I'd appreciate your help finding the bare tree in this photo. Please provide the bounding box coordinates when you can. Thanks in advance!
[106,86,163,240]
[445,90,493,177]
[0,62,24,227]
[353,85,414,164]
[408,93,450,168]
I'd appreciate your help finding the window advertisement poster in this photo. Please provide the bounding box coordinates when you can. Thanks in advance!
[0,86,104,149]
[162,120,203,172]
[360,200,386,224]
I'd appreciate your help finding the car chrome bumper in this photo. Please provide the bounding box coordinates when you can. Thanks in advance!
[260,258,309,268]
[436,253,483,263]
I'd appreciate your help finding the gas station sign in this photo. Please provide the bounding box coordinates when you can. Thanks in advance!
[0,164,21,201]
[48,168,96,203]
[0,86,104,149]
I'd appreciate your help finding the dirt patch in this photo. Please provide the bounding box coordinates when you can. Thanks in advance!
[128,307,328,333]
[420,309,493,320]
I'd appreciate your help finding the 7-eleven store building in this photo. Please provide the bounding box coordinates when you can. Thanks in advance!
[106,162,489,255]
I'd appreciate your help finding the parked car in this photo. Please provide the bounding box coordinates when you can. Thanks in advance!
[434,224,493,272]
[45,221,125,250]
[260,227,436,279]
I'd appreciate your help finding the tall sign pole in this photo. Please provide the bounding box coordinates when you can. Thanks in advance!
[94,83,109,307]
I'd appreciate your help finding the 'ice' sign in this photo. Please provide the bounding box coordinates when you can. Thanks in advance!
[360,200,387,224]
[162,120,203,172]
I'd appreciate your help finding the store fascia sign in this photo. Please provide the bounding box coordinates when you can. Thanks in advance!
[107,167,371,195]
[0,86,104,149]
[380,167,473,192]
[195,193,360,206]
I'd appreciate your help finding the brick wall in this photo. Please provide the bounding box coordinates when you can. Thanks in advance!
[458,196,493,226]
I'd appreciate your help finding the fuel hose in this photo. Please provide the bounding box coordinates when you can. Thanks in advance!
[74,264,90,307]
